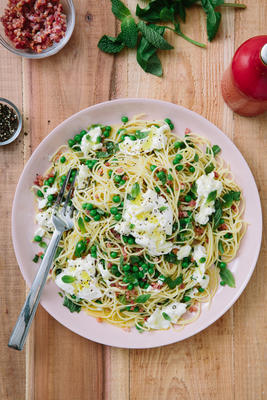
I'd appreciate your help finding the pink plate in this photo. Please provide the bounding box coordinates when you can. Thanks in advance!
[12,99,262,348]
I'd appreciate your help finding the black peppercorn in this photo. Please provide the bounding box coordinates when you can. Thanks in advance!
[0,103,18,142]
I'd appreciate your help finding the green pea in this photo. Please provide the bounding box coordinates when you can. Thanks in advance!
[198,287,205,293]
[220,281,226,286]
[114,214,122,221]
[48,177,54,186]
[37,190,43,198]
[174,141,183,150]
[121,116,129,123]
[224,233,233,239]
[144,282,149,289]
[110,251,118,258]
[105,126,112,132]
[199,257,206,263]
[139,281,145,288]
[148,267,154,275]
[129,135,136,141]
[150,165,157,172]
[155,186,160,194]
[82,203,88,209]
[94,214,100,221]
[141,263,148,271]
[103,130,110,138]
[69,177,74,183]
[68,139,75,148]
[219,262,227,269]
[90,209,97,217]
[61,175,66,182]
[123,264,131,272]
[91,245,97,253]
[132,266,139,272]
[194,154,199,162]
[169,123,174,130]
[164,118,171,125]
[74,134,82,143]
[127,283,134,290]
[80,130,87,136]
[86,203,94,210]
[34,235,42,242]
[60,156,66,163]
[127,237,135,245]
[114,175,121,183]
[157,171,166,180]
[185,195,191,202]
[108,170,113,178]
[113,195,120,203]
[110,207,118,215]
[47,194,54,202]
[189,166,195,173]
[84,215,90,222]
[182,260,189,268]
[123,276,129,283]
[115,271,121,277]
[176,165,183,171]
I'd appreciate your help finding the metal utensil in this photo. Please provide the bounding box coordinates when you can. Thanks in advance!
[8,169,76,350]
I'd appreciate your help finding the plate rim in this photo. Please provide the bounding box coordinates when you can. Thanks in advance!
[11,98,263,348]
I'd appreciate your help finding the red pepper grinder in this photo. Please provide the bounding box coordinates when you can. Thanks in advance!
[221,35,267,117]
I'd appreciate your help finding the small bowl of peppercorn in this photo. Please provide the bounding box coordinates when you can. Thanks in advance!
[0,98,22,146]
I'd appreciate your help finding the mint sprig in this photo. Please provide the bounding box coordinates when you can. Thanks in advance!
[97,0,246,77]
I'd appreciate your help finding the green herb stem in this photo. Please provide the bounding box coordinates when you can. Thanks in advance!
[165,26,206,48]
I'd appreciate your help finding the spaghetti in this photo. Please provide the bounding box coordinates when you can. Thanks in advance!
[32,116,245,332]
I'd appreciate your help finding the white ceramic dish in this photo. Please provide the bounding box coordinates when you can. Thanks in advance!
[12,99,262,348]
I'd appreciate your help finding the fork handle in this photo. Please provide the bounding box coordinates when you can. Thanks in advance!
[8,229,62,351]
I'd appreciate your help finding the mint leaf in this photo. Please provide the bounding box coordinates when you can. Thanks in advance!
[162,312,171,321]
[219,267,235,287]
[213,199,222,229]
[136,294,151,303]
[165,274,183,289]
[218,240,224,254]
[201,0,221,41]
[131,183,140,199]
[136,2,162,22]
[98,34,125,54]
[62,275,76,283]
[159,206,168,212]
[118,294,127,304]
[207,190,217,203]
[78,217,86,234]
[138,21,173,50]
[137,37,163,76]
[121,16,138,48]
[111,0,131,21]
[63,296,81,313]
[222,191,241,208]
[159,7,174,22]
[136,130,149,139]
[205,162,215,174]
[212,144,221,156]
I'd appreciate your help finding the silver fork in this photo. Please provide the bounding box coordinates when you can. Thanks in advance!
[8,169,77,351]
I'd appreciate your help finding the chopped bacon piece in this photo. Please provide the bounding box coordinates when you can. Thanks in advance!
[116,167,123,174]
[102,146,107,152]
[185,128,191,135]
[218,223,228,231]
[151,282,163,290]
[179,210,188,218]
[231,204,237,212]
[189,306,198,313]
[214,171,219,179]
[122,175,128,181]
[1,0,67,53]
[34,174,44,186]
[172,248,178,255]
[105,162,110,167]
[37,251,44,257]
[194,226,204,235]
[97,317,103,323]
[179,283,185,289]
[188,200,196,207]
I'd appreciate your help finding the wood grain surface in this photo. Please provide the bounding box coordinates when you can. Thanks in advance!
[0,1,266,399]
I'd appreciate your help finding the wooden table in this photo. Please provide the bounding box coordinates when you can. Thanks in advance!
[1,1,266,399]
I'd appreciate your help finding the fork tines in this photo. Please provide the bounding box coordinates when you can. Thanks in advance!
[54,168,77,214]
